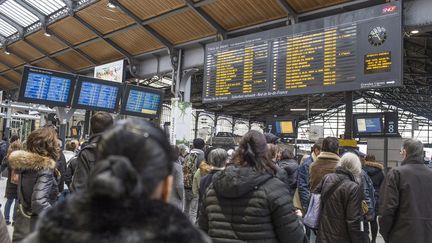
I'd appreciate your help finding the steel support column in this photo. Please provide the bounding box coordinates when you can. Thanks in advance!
[344,91,353,139]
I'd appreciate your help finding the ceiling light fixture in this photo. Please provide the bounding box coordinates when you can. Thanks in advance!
[290,108,307,111]
[410,30,419,34]
[44,32,51,37]
[4,51,10,55]
[107,2,116,9]
[311,108,328,111]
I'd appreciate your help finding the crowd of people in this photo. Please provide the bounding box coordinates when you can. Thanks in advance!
[0,111,430,243]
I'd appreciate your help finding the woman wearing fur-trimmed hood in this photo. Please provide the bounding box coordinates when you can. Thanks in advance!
[9,127,59,243]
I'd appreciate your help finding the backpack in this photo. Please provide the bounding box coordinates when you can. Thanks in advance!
[183,153,198,188]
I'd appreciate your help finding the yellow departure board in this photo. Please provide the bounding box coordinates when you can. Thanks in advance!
[203,2,402,103]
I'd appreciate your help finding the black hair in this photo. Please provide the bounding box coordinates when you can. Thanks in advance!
[10,134,19,143]
[88,119,174,201]
[322,137,339,154]
[193,138,205,150]
[204,146,216,162]
[90,111,114,134]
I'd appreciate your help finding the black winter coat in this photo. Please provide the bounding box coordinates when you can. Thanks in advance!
[22,195,211,243]
[317,167,364,243]
[277,159,299,196]
[70,135,100,192]
[199,164,305,243]
[55,153,67,193]
[9,150,58,215]
[1,159,17,199]
[379,156,432,243]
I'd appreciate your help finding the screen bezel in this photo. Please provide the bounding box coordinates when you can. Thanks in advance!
[120,84,164,118]
[353,113,384,137]
[18,66,76,107]
[72,76,123,113]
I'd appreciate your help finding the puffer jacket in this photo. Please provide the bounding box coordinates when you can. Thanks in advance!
[277,159,299,196]
[9,150,58,215]
[317,167,364,243]
[309,152,339,192]
[199,164,305,243]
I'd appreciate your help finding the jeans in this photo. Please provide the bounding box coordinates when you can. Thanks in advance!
[4,198,17,222]
[184,188,198,224]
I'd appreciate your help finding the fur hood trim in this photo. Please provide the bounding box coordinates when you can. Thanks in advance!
[365,161,384,171]
[9,150,56,171]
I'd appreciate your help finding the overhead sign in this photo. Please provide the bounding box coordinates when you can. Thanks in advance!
[203,2,402,103]
[94,60,124,83]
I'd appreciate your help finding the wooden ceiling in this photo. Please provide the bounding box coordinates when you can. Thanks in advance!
[0,0,351,90]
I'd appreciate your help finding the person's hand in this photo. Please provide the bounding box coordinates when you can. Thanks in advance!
[295,209,303,217]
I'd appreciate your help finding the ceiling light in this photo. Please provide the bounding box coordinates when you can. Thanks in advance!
[44,32,51,37]
[290,108,306,111]
[107,2,116,9]
[311,108,328,111]
[410,30,419,34]
[4,51,10,55]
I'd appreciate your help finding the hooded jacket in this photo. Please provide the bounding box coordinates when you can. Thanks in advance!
[22,195,211,243]
[277,159,299,196]
[309,152,340,192]
[379,156,432,243]
[198,164,305,243]
[316,167,364,243]
[9,150,58,216]
[363,161,384,210]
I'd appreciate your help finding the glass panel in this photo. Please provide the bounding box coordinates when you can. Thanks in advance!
[0,18,18,37]
[0,0,39,27]
[25,0,66,15]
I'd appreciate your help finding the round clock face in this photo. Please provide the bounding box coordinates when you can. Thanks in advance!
[368,27,387,46]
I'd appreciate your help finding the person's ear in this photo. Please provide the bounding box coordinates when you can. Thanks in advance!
[161,175,173,203]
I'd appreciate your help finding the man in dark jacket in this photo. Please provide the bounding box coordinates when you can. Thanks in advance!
[379,139,432,243]
[70,112,113,192]
[310,137,339,192]
[298,143,321,210]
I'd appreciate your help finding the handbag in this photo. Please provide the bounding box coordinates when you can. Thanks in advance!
[303,177,344,229]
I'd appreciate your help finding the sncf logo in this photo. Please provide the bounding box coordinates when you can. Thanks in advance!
[382,5,397,13]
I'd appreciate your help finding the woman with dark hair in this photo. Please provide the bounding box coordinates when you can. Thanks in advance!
[277,147,299,197]
[199,130,305,242]
[10,127,60,242]
[22,119,210,243]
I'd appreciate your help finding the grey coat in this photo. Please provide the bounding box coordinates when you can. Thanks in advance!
[169,161,184,210]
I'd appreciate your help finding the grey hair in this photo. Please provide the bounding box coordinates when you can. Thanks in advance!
[403,139,424,158]
[339,152,362,177]
[208,148,228,168]
[177,144,189,156]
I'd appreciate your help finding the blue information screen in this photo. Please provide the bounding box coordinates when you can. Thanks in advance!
[77,81,119,110]
[357,117,382,133]
[125,89,161,115]
[24,72,71,103]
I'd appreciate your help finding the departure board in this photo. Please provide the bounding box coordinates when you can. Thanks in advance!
[72,76,122,113]
[18,66,75,107]
[203,2,402,102]
[120,85,163,118]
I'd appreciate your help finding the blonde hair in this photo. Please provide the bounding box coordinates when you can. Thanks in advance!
[7,140,23,158]
[339,152,362,177]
